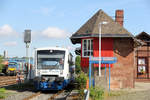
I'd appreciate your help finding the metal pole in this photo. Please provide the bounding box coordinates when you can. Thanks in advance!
[26,43,29,79]
[85,90,90,100]
[89,62,91,88]
[105,64,107,80]
[109,64,111,91]
[29,57,31,79]
[99,23,101,76]
[26,44,28,59]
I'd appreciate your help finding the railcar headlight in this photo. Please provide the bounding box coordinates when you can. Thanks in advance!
[60,70,63,75]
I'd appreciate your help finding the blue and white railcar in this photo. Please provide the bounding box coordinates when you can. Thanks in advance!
[33,47,73,90]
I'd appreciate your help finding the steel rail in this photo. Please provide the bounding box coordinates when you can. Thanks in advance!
[23,92,41,100]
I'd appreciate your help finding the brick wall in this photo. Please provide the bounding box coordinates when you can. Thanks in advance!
[110,38,134,89]
[81,38,135,89]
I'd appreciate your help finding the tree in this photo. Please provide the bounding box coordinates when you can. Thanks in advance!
[75,56,81,74]
[0,55,4,73]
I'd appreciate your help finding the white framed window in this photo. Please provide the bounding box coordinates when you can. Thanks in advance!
[82,39,93,57]
[138,58,147,73]
[138,58,145,65]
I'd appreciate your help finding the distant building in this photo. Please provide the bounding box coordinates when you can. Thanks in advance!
[135,32,150,82]
[4,50,8,58]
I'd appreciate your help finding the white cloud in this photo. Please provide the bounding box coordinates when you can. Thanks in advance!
[31,30,40,39]
[41,27,70,39]
[3,41,17,46]
[0,24,17,37]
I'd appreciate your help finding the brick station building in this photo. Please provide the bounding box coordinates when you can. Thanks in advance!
[70,9,141,89]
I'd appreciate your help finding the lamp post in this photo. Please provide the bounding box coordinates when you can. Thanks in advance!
[99,22,108,76]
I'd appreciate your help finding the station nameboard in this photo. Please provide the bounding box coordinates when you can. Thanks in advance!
[89,57,117,64]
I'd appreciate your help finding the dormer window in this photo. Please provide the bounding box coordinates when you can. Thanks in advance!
[82,39,93,57]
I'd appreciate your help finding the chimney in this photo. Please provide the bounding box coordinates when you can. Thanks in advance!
[115,10,124,26]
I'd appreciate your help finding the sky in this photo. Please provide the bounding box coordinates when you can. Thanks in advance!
[0,0,150,58]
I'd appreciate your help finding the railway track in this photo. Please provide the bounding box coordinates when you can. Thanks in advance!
[0,76,16,80]
[48,90,65,100]
[22,90,72,100]
[0,76,17,87]
[0,76,77,100]
[23,92,41,100]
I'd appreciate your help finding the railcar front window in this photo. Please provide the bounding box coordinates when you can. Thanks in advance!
[9,63,17,68]
[37,50,65,69]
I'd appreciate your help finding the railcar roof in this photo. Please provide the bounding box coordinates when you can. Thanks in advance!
[35,47,68,51]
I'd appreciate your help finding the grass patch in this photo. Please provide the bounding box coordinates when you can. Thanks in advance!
[108,90,128,97]
[0,88,7,99]
[0,95,5,99]
[0,88,6,93]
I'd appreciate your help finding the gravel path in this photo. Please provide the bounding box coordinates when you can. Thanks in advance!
[4,91,35,100]
[3,91,55,100]
[3,90,72,100]
[31,93,53,100]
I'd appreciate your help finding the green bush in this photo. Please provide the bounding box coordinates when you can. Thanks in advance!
[0,64,4,73]
[75,56,81,74]
[90,87,104,100]
[0,55,4,73]
[75,72,88,99]
[78,89,85,99]
[75,72,88,89]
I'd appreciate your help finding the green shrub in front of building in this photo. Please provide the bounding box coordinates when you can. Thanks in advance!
[75,71,88,89]
[90,87,104,100]
[75,56,81,74]
[75,71,88,99]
